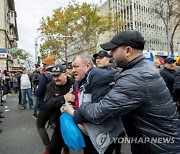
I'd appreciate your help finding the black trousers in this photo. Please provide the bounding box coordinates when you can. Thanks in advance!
[49,119,67,154]
[83,135,98,154]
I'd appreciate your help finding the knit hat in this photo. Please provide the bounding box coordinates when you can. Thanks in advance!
[42,54,56,65]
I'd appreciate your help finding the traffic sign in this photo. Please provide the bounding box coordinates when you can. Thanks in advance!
[11,48,16,53]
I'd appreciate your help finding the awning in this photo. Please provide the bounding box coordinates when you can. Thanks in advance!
[0,48,8,53]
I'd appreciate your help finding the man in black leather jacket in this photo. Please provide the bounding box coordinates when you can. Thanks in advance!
[44,63,75,154]
[64,30,180,154]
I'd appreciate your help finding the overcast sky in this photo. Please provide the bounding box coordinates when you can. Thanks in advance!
[14,0,106,62]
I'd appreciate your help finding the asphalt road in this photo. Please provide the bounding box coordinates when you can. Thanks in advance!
[0,93,131,154]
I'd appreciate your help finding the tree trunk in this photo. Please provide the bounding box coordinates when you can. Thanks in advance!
[170,19,180,55]
[165,23,170,56]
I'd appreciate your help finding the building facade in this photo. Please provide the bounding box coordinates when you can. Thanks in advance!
[97,0,114,51]
[0,0,18,70]
[99,0,167,52]
[98,0,180,56]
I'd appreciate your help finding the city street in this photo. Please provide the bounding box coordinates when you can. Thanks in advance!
[0,0,180,153]
[0,93,131,154]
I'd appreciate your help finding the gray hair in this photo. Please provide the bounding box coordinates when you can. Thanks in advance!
[74,53,94,66]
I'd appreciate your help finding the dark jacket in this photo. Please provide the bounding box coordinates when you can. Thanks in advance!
[16,72,21,89]
[32,70,41,87]
[44,77,74,124]
[160,67,175,95]
[102,64,120,81]
[36,74,52,112]
[172,67,180,102]
[3,74,11,95]
[77,67,123,153]
[74,55,180,154]
[79,67,115,103]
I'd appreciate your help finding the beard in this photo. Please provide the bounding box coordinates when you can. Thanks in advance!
[114,56,128,68]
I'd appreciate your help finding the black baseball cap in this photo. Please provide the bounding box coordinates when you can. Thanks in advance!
[100,30,145,51]
[164,58,176,64]
[93,50,110,58]
[51,63,66,76]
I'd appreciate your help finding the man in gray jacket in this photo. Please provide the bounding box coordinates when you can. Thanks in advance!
[64,30,180,154]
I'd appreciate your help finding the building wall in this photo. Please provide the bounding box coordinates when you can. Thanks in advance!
[97,0,115,51]
[0,0,8,70]
[0,0,6,29]
[111,0,167,51]
[0,0,6,47]
[98,0,179,55]
[66,39,92,63]
[0,0,18,70]
[0,31,6,48]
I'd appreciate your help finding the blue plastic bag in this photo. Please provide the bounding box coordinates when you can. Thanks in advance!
[60,112,86,150]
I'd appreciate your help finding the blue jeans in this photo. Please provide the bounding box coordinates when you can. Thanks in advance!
[33,96,41,115]
[21,88,33,108]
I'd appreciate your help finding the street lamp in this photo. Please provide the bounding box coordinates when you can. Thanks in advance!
[35,34,76,66]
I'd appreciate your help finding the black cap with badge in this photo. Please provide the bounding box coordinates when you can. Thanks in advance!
[51,63,66,76]
[93,50,110,58]
[164,58,176,64]
[100,30,145,51]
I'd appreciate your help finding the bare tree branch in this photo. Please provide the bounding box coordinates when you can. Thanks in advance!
[153,0,180,55]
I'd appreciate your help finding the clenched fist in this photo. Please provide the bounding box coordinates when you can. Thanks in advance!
[64,92,75,102]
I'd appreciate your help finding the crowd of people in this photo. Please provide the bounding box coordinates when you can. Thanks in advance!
[153,57,180,114]
[0,30,180,154]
